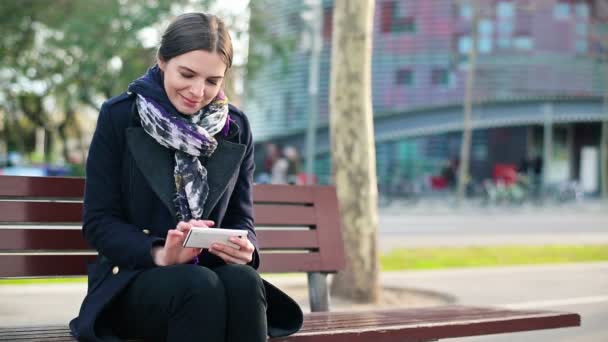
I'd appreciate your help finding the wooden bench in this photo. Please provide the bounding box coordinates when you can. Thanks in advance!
[0,175,580,341]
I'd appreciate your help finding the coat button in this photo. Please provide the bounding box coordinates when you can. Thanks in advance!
[142,229,150,235]
[112,266,120,275]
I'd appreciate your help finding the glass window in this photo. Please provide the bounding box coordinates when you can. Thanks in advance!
[575,3,589,18]
[459,36,472,54]
[554,2,570,20]
[497,2,514,18]
[431,69,449,85]
[513,36,533,50]
[479,19,493,35]
[396,69,413,85]
[498,37,511,49]
[478,38,493,53]
[576,39,588,54]
[576,22,587,36]
[460,3,473,19]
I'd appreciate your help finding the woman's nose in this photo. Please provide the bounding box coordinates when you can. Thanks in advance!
[189,81,205,98]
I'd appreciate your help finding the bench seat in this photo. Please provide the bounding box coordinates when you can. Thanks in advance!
[0,305,579,341]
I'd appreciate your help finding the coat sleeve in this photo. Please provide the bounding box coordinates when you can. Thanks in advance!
[221,112,260,269]
[82,102,163,269]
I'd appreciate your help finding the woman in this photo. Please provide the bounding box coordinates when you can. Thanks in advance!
[70,12,302,342]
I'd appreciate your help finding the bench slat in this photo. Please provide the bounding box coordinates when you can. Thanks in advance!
[253,184,315,203]
[0,201,319,227]
[254,204,316,226]
[0,229,319,251]
[0,202,83,223]
[0,229,89,250]
[0,176,84,198]
[0,306,580,341]
[0,252,328,277]
[0,255,96,277]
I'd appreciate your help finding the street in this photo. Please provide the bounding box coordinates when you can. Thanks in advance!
[382,262,608,342]
[377,200,608,249]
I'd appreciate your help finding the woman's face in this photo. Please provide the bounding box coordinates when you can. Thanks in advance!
[158,50,227,115]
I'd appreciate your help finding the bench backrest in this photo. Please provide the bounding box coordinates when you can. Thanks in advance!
[0,176,345,278]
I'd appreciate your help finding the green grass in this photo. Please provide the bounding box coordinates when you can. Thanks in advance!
[2,245,607,285]
[380,245,608,271]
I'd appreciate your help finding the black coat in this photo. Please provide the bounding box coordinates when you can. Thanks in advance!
[69,93,303,341]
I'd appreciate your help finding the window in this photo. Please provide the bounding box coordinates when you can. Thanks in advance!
[478,19,493,54]
[554,1,570,20]
[575,3,589,18]
[497,2,514,49]
[460,3,473,20]
[458,35,472,54]
[381,1,416,33]
[323,7,333,40]
[431,69,449,86]
[513,36,533,50]
[396,69,413,85]
[497,2,514,18]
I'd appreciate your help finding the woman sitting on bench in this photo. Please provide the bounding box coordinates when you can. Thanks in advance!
[69,12,302,342]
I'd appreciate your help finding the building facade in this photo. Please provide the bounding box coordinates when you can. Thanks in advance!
[245,0,607,194]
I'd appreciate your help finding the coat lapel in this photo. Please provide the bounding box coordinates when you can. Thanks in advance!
[126,127,246,220]
[202,139,246,218]
[126,127,177,218]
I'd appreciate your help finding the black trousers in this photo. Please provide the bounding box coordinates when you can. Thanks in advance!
[107,263,267,342]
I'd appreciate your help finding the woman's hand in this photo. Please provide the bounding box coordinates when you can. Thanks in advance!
[208,234,255,265]
[151,219,214,266]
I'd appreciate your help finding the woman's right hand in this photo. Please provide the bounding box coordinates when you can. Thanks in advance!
[151,219,214,266]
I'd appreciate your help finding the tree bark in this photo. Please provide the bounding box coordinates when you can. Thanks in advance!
[329,0,381,303]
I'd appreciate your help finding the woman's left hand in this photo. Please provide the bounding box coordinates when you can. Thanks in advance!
[208,234,255,265]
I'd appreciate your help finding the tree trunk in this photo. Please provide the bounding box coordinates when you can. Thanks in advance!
[329,0,381,303]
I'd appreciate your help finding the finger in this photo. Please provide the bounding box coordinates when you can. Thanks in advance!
[211,243,251,263]
[209,248,247,265]
[165,229,185,248]
[229,236,252,251]
[176,221,192,232]
[192,219,214,227]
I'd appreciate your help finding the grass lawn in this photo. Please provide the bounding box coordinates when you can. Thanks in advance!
[381,245,608,271]
[2,245,607,285]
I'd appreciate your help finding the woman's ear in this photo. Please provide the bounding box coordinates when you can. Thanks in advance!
[157,57,166,71]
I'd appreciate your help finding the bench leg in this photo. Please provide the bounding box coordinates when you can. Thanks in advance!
[307,272,329,312]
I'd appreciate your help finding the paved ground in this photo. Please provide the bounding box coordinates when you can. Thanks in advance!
[377,199,608,250]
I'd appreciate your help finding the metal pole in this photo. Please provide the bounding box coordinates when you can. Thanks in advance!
[305,0,322,185]
[542,103,553,189]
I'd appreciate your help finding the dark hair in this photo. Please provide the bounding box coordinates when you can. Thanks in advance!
[158,13,233,70]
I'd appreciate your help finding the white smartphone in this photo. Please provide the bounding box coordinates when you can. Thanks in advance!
[182,227,249,249]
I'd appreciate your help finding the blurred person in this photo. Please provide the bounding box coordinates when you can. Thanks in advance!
[69,13,302,342]
[283,145,300,185]
[270,146,288,184]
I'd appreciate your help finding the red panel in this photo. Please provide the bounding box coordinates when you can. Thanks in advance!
[257,230,319,249]
[0,176,84,198]
[0,255,95,277]
[254,204,316,226]
[0,229,89,250]
[0,202,83,223]
[258,253,324,273]
[253,184,315,203]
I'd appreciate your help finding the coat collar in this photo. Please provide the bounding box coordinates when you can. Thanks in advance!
[125,120,246,221]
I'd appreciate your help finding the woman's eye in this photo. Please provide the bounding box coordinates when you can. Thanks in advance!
[181,73,194,79]
[207,80,218,86]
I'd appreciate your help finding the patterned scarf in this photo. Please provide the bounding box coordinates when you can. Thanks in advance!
[128,65,230,221]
